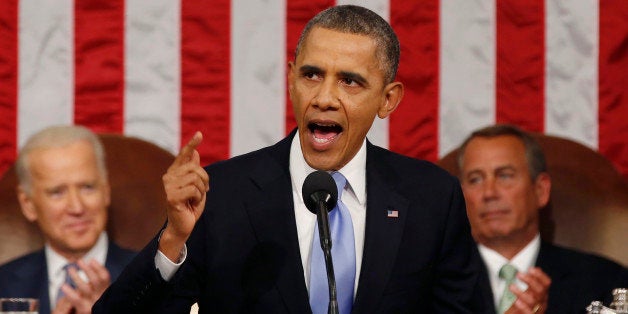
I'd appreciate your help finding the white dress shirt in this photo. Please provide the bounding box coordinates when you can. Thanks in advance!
[46,232,108,310]
[290,134,366,295]
[477,234,541,308]
[156,135,368,296]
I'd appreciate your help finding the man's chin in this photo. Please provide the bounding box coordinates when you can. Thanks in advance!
[475,223,511,237]
[64,235,100,250]
[303,153,340,171]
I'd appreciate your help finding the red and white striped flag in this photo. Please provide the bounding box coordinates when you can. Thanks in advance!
[1,0,626,179]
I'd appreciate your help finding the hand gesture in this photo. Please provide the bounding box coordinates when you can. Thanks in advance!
[505,267,551,314]
[160,131,210,261]
[52,259,111,314]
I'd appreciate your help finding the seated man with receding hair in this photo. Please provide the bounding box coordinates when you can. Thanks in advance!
[0,125,136,314]
[458,124,628,314]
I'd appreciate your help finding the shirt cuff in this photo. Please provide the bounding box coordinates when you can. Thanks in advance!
[154,244,187,281]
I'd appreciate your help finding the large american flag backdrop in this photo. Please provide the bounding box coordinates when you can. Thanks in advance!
[1,0,627,179]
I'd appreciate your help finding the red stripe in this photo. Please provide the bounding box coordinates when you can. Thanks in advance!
[389,0,440,162]
[599,0,628,178]
[0,0,18,176]
[74,0,125,133]
[285,0,335,135]
[181,0,231,164]
[495,0,545,132]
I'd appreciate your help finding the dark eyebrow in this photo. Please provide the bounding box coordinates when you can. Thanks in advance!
[338,71,368,87]
[299,65,324,75]
[298,65,369,87]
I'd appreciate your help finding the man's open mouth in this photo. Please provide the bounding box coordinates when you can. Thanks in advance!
[308,122,343,144]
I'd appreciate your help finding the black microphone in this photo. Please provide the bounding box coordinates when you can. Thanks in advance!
[302,170,339,314]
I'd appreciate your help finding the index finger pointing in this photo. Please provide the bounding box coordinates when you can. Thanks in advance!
[175,131,203,165]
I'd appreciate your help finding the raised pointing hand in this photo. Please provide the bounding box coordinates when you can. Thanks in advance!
[159,131,209,262]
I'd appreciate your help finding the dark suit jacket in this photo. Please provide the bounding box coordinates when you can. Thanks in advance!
[94,131,480,313]
[0,241,136,314]
[474,242,628,314]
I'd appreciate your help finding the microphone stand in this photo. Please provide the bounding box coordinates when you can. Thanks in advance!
[316,197,338,314]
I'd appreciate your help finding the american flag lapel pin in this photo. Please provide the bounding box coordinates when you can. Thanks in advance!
[387,209,399,218]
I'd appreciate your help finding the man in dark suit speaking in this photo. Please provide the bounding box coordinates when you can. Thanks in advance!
[94,5,480,313]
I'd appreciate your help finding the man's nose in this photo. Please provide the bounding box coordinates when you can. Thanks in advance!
[482,177,498,200]
[312,79,340,110]
[66,189,86,214]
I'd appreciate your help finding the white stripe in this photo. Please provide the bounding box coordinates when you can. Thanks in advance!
[338,0,391,149]
[544,0,598,149]
[18,0,74,148]
[439,0,496,157]
[124,0,181,154]
[230,0,286,157]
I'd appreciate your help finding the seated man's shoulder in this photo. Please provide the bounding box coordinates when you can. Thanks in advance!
[544,243,627,276]
[0,250,45,290]
[0,250,44,272]
[372,145,458,185]
[108,241,138,262]
[542,243,628,310]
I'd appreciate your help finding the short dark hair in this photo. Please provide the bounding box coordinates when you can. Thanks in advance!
[457,124,547,180]
[294,5,400,84]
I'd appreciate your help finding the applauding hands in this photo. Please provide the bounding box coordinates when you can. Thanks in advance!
[53,259,111,314]
[505,267,551,314]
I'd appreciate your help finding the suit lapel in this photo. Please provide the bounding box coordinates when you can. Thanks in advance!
[244,133,311,313]
[353,144,409,313]
[104,241,135,280]
[535,242,568,282]
[477,257,497,314]
[40,257,51,314]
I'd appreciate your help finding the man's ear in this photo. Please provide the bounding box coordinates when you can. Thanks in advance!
[378,81,404,119]
[17,185,38,222]
[534,172,552,208]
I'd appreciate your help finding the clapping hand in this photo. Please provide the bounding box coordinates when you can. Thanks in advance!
[52,259,111,314]
[506,267,551,314]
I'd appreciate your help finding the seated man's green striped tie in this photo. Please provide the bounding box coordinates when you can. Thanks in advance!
[497,263,518,313]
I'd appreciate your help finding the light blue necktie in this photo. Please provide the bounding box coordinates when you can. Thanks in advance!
[309,172,356,314]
